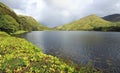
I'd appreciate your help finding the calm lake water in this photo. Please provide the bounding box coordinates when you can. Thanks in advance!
[19,31,120,73]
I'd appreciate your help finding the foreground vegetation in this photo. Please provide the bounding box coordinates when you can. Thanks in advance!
[0,32,101,73]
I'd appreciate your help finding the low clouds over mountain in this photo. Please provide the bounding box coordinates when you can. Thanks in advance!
[1,0,120,27]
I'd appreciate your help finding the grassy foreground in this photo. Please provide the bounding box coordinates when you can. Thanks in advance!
[0,32,101,73]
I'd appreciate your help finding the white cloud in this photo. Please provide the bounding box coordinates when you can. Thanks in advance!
[0,0,120,27]
[46,0,93,11]
[14,9,26,15]
[61,10,70,17]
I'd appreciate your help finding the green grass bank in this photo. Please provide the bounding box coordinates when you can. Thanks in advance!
[0,32,101,73]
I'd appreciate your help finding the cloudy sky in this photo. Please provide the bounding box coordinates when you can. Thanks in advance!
[0,0,120,27]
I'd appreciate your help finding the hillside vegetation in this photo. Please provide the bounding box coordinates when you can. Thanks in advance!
[56,15,111,31]
[55,14,120,31]
[0,15,19,33]
[0,2,50,34]
[18,15,50,31]
[0,2,18,21]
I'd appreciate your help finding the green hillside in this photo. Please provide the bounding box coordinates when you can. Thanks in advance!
[56,15,111,31]
[0,2,50,34]
[0,2,20,33]
[0,2,18,21]
[18,15,50,31]
[0,15,19,33]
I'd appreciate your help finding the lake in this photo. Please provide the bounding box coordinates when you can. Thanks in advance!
[19,31,120,73]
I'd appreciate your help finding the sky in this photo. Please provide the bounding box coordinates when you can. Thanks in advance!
[0,0,120,27]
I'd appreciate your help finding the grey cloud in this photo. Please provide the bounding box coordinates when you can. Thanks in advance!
[85,0,120,16]
[0,0,26,9]
[0,0,120,27]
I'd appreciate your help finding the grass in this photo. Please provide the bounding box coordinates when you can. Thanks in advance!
[55,15,111,31]
[0,31,102,73]
[11,30,28,35]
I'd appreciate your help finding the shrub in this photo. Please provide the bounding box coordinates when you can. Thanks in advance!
[0,15,19,33]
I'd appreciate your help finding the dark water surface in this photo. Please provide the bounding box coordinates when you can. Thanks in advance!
[19,31,120,73]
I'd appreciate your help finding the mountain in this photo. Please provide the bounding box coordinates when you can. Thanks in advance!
[103,14,120,22]
[1,2,120,32]
[18,15,50,31]
[0,2,50,33]
[56,15,111,30]
[0,2,20,33]
[0,2,19,21]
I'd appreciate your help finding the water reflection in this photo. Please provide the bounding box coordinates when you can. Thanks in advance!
[19,31,120,73]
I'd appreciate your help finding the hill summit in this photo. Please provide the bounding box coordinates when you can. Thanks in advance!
[56,14,111,30]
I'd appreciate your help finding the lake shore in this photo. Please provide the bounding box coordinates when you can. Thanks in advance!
[0,31,101,73]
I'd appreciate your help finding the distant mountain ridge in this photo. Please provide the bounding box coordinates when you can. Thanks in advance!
[103,14,120,22]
